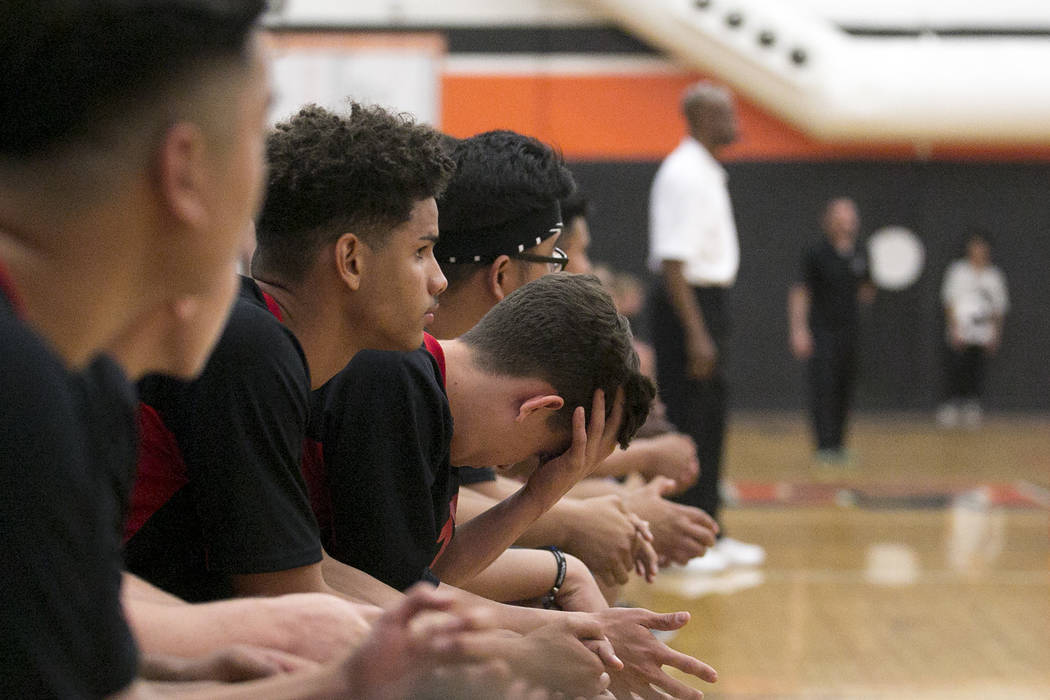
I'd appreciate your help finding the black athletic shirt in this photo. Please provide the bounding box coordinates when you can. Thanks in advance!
[799,238,870,331]
[457,465,497,485]
[306,334,457,591]
[125,276,322,602]
[0,264,139,698]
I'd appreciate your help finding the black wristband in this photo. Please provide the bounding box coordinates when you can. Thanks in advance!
[541,546,567,609]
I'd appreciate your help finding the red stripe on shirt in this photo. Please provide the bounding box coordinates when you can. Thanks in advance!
[422,332,446,385]
[125,403,189,541]
[0,257,26,318]
[261,290,283,322]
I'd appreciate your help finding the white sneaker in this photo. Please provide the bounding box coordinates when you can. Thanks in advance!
[961,400,982,429]
[936,402,959,428]
[677,548,730,574]
[713,537,766,567]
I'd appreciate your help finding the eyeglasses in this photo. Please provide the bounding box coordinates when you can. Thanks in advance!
[512,247,569,273]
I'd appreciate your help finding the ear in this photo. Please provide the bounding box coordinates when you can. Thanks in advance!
[515,394,565,423]
[333,232,364,291]
[156,122,209,228]
[486,256,514,301]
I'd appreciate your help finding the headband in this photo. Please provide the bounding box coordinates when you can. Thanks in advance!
[436,201,563,264]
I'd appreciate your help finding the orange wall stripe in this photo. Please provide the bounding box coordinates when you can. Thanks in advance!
[442,73,1050,162]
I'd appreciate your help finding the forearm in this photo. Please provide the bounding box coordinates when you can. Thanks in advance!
[436,582,567,634]
[320,553,404,608]
[122,572,288,659]
[788,284,810,334]
[112,666,346,700]
[123,572,187,606]
[662,261,706,341]
[455,482,511,523]
[125,595,283,660]
[460,477,510,501]
[430,483,551,586]
[566,477,624,499]
[456,548,561,603]
[590,444,648,479]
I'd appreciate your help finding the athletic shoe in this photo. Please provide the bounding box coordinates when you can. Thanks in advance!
[936,402,959,428]
[713,537,766,567]
[814,448,857,469]
[674,548,730,575]
[961,400,982,428]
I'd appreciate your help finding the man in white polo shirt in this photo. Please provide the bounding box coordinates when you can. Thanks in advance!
[648,82,764,573]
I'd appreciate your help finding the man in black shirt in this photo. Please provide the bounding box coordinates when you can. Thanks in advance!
[127,104,454,605]
[789,197,875,464]
[0,1,276,695]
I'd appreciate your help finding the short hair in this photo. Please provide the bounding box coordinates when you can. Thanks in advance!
[681,81,732,127]
[460,273,655,448]
[962,226,994,257]
[255,103,456,283]
[437,130,575,291]
[966,227,993,247]
[0,0,265,160]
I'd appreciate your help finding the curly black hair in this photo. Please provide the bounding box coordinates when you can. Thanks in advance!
[255,103,456,283]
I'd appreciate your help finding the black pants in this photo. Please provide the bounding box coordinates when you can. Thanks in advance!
[944,344,987,400]
[650,281,729,524]
[808,327,858,451]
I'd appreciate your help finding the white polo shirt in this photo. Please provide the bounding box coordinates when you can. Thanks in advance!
[648,137,739,287]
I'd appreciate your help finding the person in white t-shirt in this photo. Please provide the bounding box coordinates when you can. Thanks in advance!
[937,229,1009,428]
[647,82,764,574]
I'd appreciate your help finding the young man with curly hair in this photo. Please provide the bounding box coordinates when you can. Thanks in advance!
[124,103,454,603]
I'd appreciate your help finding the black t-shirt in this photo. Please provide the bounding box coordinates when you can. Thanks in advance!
[125,277,322,602]
[307,335,457,591]
[799,238,870,331]
[0,273,138,697]
[74,354,141,555]
[457,465,497,485]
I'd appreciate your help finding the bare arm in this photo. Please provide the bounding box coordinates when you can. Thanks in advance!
[788,283,813,359]
[458,548,608,612]
[483,471,716,569]
[561,477,721,566]
[431,390,623,586]
[319,552,404,608]
[591,433,700,491]
[461,478,654,587]
[114,585,540,700]
[662,260,716,379]
[122,572,379,664]
[226,552,402,611]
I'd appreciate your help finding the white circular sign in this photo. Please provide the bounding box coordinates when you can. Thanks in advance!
[867,226,925,291]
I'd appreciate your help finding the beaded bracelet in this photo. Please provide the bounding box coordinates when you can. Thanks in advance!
[541,546,567,609]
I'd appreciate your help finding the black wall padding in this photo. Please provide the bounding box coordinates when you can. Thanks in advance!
[569,159,1050,411]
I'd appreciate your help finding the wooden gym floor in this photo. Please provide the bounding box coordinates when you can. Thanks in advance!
[621,413,1050,699]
